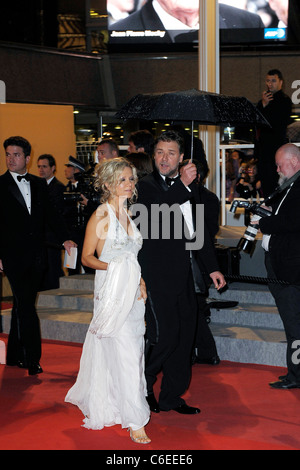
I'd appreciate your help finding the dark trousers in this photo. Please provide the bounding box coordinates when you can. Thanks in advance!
[5,264,43,366]
[40,246,64,290]
[145,272,197,410]
[194,294,218,358]
[265,253,300,384]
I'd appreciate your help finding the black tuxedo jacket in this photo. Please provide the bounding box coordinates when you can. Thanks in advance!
[259,176,300,285]
[136,170,219,292]
[0,171,68,277]
[48,177,65,213]
[110,2,264,43]
[46,176,66,247]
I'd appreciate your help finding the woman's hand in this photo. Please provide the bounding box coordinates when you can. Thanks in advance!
[138,278,147,303]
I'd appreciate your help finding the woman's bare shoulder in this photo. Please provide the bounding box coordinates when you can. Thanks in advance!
[95,202,109,221]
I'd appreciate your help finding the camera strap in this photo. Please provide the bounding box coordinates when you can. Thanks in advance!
[264,169,300,205]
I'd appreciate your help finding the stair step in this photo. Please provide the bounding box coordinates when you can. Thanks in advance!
[208,282,276,305]
[210,303,282,330]
[37,289,93,311]
[210,323,286,367]
[59,274,94,292]
[0,307,92,344]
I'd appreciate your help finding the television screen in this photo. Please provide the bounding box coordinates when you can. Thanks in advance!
[107,0,290,51]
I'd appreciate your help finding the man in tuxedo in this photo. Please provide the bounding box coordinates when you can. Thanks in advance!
[136,130,225,414]
[37,154,66,290]
[109,0,264,43]
[0,136,76,375]
[258,144,300,389]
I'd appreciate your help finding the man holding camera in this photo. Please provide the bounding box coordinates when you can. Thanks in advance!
[64,156,90,275]
[258,144,300,389]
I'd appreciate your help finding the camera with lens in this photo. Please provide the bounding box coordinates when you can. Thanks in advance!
[230,200,271,254]
[64,162,100,204]
[230,168,300,255]
[64,162,100,226]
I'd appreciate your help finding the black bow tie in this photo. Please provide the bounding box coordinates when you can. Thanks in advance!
[165,176,178,187]
[17,174,30,182]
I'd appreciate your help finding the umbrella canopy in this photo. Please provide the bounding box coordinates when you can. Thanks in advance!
[115,88,270,128]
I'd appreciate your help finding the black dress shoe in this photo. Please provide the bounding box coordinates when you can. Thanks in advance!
[6,360,27,368]
[146,393,160,413]
[269,379,300,389]
[28,363,43,376]
[172,404,201,414]
[205,298,239,310]
[278,374,288,381]
[194,355,221,365]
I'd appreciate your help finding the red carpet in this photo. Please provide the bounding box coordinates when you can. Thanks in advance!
[0,333,300,451]
[1,301,12,310]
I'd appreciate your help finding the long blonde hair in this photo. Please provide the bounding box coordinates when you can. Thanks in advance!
[93,157,138,204]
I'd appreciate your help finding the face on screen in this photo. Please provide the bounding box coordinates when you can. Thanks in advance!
[107,0,289,49]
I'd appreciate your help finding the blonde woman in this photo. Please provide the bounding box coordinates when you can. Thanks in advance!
[65,158,151,444]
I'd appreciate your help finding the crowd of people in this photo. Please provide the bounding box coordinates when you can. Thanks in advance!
[0,66,299,443]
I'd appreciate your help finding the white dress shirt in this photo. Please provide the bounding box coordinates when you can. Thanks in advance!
[161,174,195,237]
[10,171,31,214]
[262,185,292,251]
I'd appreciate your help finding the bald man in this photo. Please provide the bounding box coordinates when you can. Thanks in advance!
[259,144,300,389]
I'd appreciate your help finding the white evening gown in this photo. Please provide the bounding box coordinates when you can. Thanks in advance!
[65,203,150,431]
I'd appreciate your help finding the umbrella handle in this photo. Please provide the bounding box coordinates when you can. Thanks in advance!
[190,121,194,162]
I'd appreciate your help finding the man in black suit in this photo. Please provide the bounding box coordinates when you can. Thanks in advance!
[109,0,264,43]
[37,154,66,290]
[255,69,292,197]
[258,144,300,389]
[0,136,76,375]
[136,130,225,414]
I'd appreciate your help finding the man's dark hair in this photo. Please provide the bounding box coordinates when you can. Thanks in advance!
[38,154,56,167]
[129,130,154,156]
[3,136,31,156]
[98,138,120,156]
[154,130,184,154]
[267,69,283,81]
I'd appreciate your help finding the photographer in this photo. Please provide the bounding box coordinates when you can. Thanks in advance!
[258,144,300,390]
[236,159,262,200]
[64,156,94,274]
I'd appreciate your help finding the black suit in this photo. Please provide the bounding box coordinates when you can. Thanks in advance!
[136,169,219,410]
[259,176,300,383]
[109,2,264,43]
[41,177,66,290]
[0,171,69,366]
[256,90,292,197]
[194,185,220,359]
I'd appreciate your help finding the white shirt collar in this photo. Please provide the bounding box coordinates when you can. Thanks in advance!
[47,176,55,185]
[152,0,198,30]
[10,171,29,183]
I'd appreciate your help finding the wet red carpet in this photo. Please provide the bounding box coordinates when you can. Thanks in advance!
[0,333,299,451]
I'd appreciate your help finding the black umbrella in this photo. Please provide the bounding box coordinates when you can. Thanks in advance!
[115,88,270,159]
[115,88,270,126]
